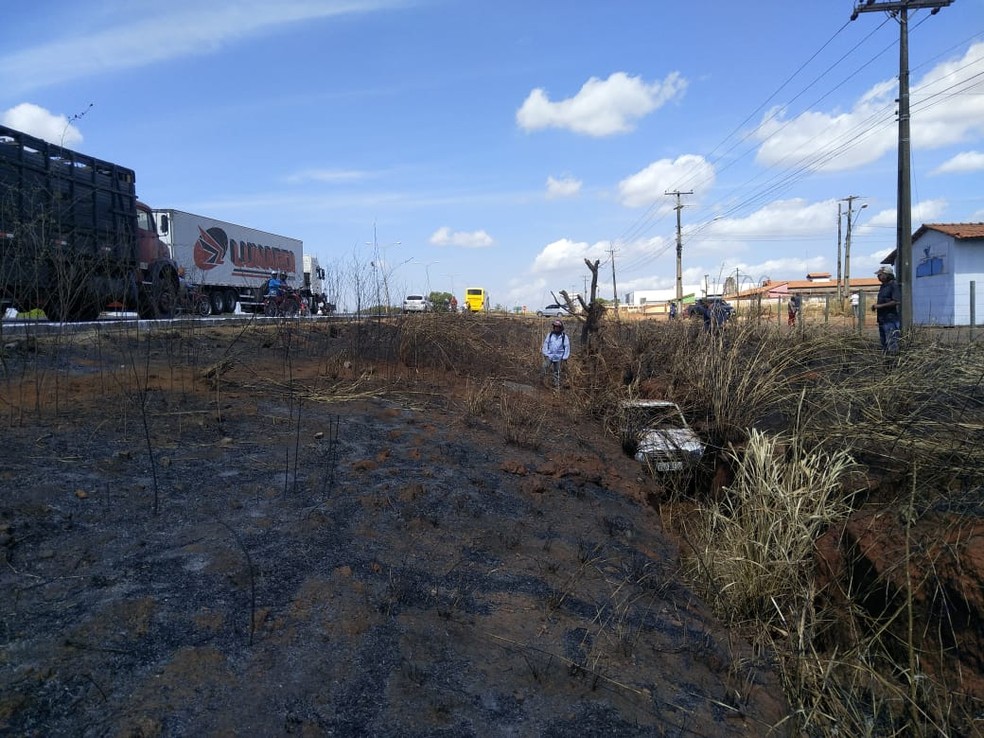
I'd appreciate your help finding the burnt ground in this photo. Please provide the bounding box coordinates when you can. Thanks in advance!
[0,320,790,737]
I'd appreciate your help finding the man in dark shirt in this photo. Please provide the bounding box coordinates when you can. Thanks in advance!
[872,266,901,353]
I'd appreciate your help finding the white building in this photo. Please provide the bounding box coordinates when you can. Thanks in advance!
[907,223,984,326]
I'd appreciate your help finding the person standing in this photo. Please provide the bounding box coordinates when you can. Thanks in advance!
[851,291,860,321]
[668,301,678,320]
[541,319,570,387]
[787,294,801,327]
[872,266,901,353]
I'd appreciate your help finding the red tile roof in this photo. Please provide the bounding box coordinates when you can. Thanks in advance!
[914,223,984,240]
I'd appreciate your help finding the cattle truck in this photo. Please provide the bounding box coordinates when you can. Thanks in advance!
[153,209,304,314]
[0,124,179,321]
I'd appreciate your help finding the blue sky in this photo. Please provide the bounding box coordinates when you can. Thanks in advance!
[2,0,983,311]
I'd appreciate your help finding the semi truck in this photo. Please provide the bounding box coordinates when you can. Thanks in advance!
[154,208,304,314]
[0,124,179,321]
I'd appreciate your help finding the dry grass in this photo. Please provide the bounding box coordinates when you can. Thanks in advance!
[4,311,984,735]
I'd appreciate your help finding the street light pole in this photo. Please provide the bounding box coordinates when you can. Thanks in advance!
[841,197,866,305]
[666,189,693,305]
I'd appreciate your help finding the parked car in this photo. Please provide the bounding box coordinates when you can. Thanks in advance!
[402,295,432,314]
[536,303,569,318]
[618,399,705,473]
[686,298,734,320]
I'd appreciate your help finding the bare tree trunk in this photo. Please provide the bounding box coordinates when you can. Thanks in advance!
[559,258,605,349]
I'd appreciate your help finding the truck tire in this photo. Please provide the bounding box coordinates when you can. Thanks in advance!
[194,294,212,317]
[210,291,225,314]
[140,277,177,319]
[223,290,238,314]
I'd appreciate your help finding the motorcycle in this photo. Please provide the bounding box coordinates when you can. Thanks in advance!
[176,281,212,317]
[263,287,302,317]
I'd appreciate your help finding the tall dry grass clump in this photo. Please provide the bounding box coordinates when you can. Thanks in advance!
[683,428,860,625]
[603,316,984,734]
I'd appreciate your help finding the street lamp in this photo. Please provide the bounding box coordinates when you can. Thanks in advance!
[423,261,438,295]
[365,234,401,313]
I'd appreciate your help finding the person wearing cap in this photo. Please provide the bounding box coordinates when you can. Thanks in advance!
[872,265,901,353]
[541,319,571,387]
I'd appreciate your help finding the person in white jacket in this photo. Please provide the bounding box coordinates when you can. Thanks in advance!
[541,319,571,387]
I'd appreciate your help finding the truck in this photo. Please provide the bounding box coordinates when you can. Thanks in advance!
[0,124,179,321]
[153,208,304,314]
[301,254,334,315]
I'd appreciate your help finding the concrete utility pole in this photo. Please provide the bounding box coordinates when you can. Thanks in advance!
[837,202,843,302]
[666,189,693,305]
[851,0,952,332]
[841,195,865,303]
[608,242,618,311]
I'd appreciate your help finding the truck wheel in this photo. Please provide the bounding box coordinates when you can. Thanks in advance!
[145,279,177,319]
[194,295,212,317]
[223,290,238,314]
[210,291,225,314]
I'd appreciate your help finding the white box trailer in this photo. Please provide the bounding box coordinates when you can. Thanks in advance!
[153,208,304,314]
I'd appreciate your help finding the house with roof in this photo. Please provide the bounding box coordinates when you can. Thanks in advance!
[725,271,881,312]
[895,223,984,326]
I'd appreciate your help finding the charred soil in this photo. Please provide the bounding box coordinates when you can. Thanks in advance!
[0,319,790,737]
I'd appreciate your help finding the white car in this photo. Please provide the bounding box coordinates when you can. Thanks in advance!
[536,303,568,318]
[618,399,705,473]
[402,295,432,314]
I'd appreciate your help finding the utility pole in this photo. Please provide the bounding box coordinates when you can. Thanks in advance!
[666,189,693,305]
[841,195,863,304]
[608,242,618,312]
[836,202,843,302]
[851,0,952,332]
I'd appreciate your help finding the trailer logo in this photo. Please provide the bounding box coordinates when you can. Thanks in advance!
[193,226,297,273]
[194,227,227,270]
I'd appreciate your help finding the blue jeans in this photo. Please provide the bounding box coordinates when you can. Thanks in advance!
[878,319,900,354]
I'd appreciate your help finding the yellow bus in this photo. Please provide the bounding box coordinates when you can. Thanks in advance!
[463,287,488,312]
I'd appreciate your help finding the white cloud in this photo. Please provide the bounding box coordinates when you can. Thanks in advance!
[932,151,984,175]
[0,103,84,146]
[516,71,687,137]
[864,198,947,229]
[530,238,609,273]
[911,41,984,148]
[0,1,406,95]
[545,175,581,200]
[618,155,716,209]
[429,227,494,249]
[753,41,984,173]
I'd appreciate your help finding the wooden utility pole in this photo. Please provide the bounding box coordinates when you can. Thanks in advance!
[851,0,953,332]
[666,189,693,306]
